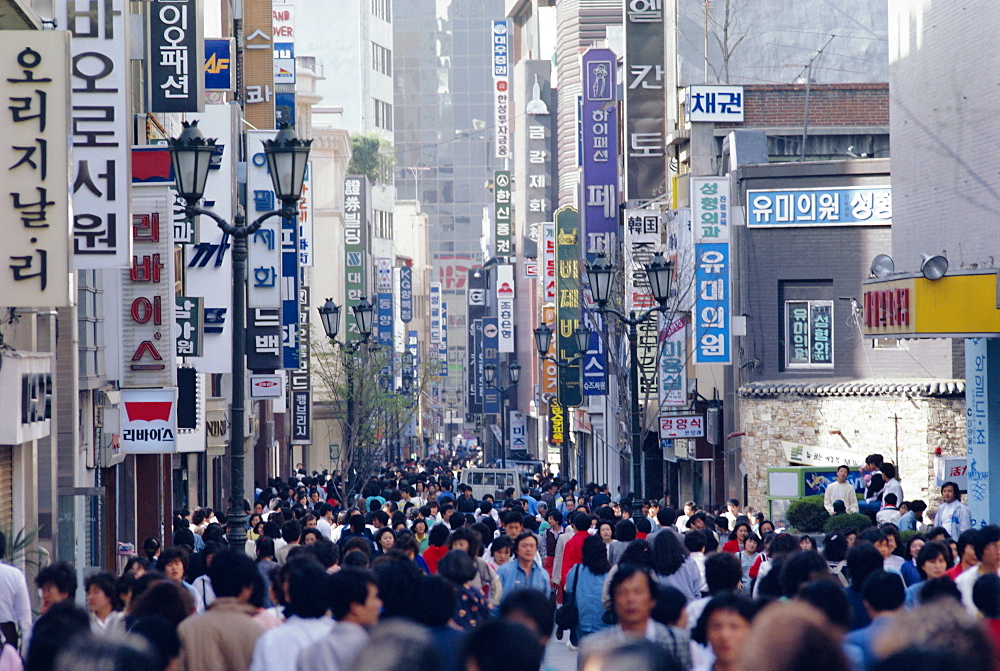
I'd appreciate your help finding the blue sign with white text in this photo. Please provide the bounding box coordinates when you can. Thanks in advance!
[694,242,730,364]
[746,186,892,228]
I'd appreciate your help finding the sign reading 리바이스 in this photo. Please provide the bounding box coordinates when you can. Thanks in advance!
[747,186,892,227]
[121,387,178,453]
[685,85,743,123]
[148,0,204,113]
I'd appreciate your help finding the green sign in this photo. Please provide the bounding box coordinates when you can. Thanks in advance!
[175,296,204,357]
[494,170,511,258]
[344,175,369,343]
[555,206,582,407]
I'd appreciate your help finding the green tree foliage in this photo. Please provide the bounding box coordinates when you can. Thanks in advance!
[348,133,395,185]
[822,513,872,534]
[786,495,830,532]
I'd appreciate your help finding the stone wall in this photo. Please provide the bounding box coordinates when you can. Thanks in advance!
[739,392,965,512]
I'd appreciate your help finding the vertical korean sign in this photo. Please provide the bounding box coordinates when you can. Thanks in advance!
[497,264,515,353]
[290,285,311,445]
[660,315,687,406]
[343,175,369,343]
[0,32,72,309]
[376,258,393,347]
[56,0,132,269]
[148,0,204,113]
[297,162,313,266]
[482,317,500,414]
[516,59,554,259]
[430,282,442,345]
[625,209,662,396]
[439,304,449,377]
[555,207,583,408]
[581,48,618,263]
[399,265,413,323]
[692,177,731,364]
[491,19,510,159]
[247,130,280,309]
[624,0,666,202]
[494,170,512,260]
[467,270,487,417]
[124,187,177,387]
[243,0,275,129]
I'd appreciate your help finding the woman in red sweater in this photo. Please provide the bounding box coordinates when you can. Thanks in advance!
[721,521,751,553]
[421,522,451,574]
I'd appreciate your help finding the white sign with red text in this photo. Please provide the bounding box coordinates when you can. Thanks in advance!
[659,414,704,439]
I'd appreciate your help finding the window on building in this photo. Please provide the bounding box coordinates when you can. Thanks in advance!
[371,42,392,77]
[784,300,834,368]
[371,0,390,22]
[374,210,394,239]
[373,98,393,131]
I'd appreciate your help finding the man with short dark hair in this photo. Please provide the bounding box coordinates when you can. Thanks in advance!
[298,570,381,671]
[455,485,479,514]
[957,524,1000,615]
[876,493,901,526]
[580,566,692,669]
[824,465,859,514]
[250,557,332,670]
[845,570,905,668]
[937,481,973,539]
[35,562,76,616]
[177,550,265,671]
[276,519,303,565]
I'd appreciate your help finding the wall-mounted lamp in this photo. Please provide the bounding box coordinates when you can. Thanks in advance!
[869,254,894,278]
[920,254,948,281]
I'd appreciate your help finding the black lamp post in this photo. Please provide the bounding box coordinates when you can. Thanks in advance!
[533,323,591,368]
[317,297,377,492]
[586,252,673,503]
[169,121,311,552]
[483,362,520,468]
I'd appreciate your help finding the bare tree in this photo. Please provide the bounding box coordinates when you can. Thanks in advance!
[312,336,426,499]
[708,0,755,83]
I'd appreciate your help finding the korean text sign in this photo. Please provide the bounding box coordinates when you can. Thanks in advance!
[148,0,204,113]
[624,0,666,201]
[659,414,704,439]
[56,0,133,269]
[746,186,892,227]
[0,32,73,308]
[692,177,730,364]
[581,48,618,262]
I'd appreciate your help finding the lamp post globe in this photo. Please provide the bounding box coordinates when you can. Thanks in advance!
[168,121,216,204]
[262,124,313,204]
[533,323,553,357]
[586,253,615,305]
[645,253,674,306]
[508,362,521,384]
[352,296,376,339]
[317,298,341,340]
[484,362,497,385]
[573,325,591,353]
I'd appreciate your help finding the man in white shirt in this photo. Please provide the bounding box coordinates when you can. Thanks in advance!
[956,525,1000,615]
[936,481,972,540]
[881,463,904,513]
[824,465,860,514]
[876,494,902,527]
[298,567,380,671]
[722,499,741,529]
[316,503,335,540]
[0,531,31,652]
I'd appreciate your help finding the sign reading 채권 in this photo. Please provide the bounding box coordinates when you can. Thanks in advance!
[289,285,311,444]
[494,170,512,259]
[54,0,133,269]
[148,0,204,113]
[120,387,178,454]
[399,265,413,322]
[492,19,510,159]
[247,130,281,309]
[344,175,369,343]
[581,48,618,264]
[685,85,744,123]
[555,207,583,408]
[123,187,177,388]
[624,0,666,202]
[0,32,73,309]
[746,186,892,228]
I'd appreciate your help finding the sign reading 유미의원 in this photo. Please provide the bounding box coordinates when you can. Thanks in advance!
[747,186,892,227]
[685,85,743,123]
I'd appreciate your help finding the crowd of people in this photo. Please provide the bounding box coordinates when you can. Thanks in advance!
[1,457,999,670]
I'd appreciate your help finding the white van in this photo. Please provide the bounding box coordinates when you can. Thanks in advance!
[458,468,520,501]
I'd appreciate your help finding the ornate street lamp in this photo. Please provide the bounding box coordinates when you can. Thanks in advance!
[168,121,311,552]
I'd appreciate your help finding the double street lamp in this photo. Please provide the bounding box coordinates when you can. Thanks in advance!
[586,252,674,503]
[533,323,591,367]
[169,121,311,551]
[483,361,520,468]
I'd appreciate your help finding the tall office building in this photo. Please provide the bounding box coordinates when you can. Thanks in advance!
[393,0,506,406]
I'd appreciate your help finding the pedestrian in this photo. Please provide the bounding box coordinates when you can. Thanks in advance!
[156,548,200,612]
[563,534,611,645]
[691,592,757,671]
[721,522,751,554]
[421,523,450,574]
[249,557,332,671]
[461,620,544,671]
[844,570,905,668]
[297,570,380,671]
[496,532,549,608]
[651,531,702,603]
[438,550,489,630]
[84,572,125,637]
[35,562,77,617]
[824,465,859,515]
[903,541,952,608]
[176,550,266,671]
[0,530,32,652]
[936,481,973,540]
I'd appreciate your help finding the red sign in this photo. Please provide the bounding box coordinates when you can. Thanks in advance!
[864,287,910,328]
[659,414,705,439]
[124,401,173,422]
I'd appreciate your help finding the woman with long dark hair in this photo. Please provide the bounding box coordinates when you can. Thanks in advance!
[563,534,612,645]
[721,522,751,553]
[651,531,702,602]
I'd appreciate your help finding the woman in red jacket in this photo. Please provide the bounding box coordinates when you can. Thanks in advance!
[721,521,751,553]
[421,522,451,574]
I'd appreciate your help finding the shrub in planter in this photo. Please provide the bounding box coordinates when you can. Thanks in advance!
[823,513,873,535]
[787,495,830,533]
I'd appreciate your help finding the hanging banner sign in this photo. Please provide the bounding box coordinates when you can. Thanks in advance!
[555,207,583,407]
[290,285,312,444]
[582,311,607,395]
[548,399,565,446]
[625,209,662,395]
[148,0,205,113]
[483,317,500,414]
[176,296,204,357]
[344,175,369,342]
[121,387,178,453]
[204,38,234,91]
[430,282,442,344]
[247,130,281,308]
[246,307,282,371]
[494,170,512,258]
[497,264,515,353]
[659,316,687,406]
[624,0,666,202]
[399,265,413,322]
[581,48,619,263]
[692,178,731,364]
[492,19,510,158]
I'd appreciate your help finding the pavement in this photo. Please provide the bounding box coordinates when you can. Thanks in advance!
[543,628,579,671]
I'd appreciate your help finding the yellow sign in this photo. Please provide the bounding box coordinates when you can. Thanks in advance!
[863,271,1000,338]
